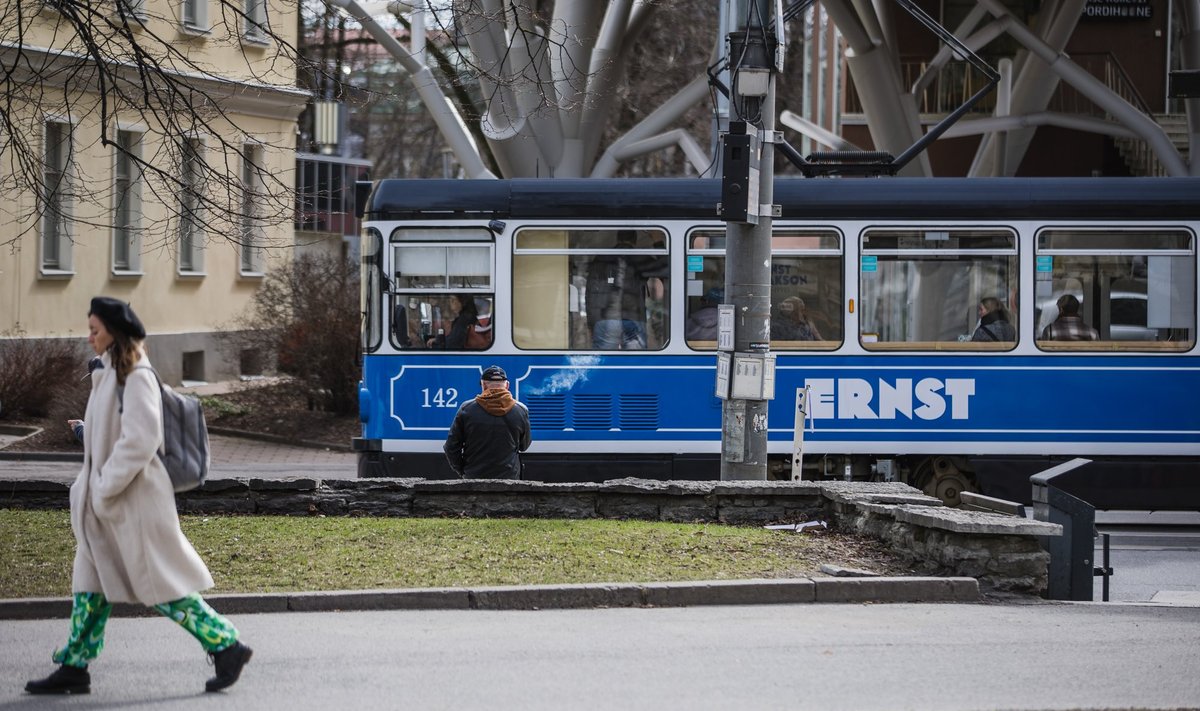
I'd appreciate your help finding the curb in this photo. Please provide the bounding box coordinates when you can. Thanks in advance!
[0,577,980,619]
[0,451,82,461]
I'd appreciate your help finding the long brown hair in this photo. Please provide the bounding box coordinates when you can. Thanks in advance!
[980,297,1010,320]
[108,331,143,385]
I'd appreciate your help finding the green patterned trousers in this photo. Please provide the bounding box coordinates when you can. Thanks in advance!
[52,592,239,668]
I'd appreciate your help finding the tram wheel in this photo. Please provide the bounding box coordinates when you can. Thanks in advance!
[917,456,978,507]
[928,472,975,507]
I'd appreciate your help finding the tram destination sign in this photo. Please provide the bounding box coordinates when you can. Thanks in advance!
[1083,0,1152,20]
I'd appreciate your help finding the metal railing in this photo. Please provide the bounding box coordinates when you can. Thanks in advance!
[842,52,1184,175]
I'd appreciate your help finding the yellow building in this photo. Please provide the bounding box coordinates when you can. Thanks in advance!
[0,0,308,384]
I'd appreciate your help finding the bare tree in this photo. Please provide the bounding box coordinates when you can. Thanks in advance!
[0,0,312,251]
[221,252,361,414]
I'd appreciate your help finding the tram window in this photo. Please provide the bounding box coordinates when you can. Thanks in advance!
[1035,229,1195,352]
[512,228,669,350]
[685,228,843,350]
[388,230,495,350]
[859,229,1018,351]
[361,227,383,353]
[392,293,494,350]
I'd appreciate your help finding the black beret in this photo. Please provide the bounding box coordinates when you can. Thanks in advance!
[89,296,146,340]
[481,365,507,382]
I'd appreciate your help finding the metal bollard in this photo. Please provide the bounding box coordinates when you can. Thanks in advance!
[1094,532,1114,602]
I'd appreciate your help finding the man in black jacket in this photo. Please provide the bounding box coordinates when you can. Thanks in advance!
[443,365,531,479]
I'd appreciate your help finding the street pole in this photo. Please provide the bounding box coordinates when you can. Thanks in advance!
[718,0,779,480]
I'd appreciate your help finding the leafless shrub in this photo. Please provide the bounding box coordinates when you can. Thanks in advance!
[0,331,89,419]
[222,253,360,415]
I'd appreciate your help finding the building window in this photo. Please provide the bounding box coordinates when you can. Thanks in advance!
[243,0,267,40]
[512,228,670,350]
[294,153,370,238]
[181,0,206,31]
[685,228,843,350]
[859,228,1018,350]
[178,137,205,274]
[113,129,142,273]
[1034,229,1195,351]
[240,143,264,274]
[41,120,73,273]
[182,350,206,384]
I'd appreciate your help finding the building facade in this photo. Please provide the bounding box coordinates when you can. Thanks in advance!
[0,0,308,384]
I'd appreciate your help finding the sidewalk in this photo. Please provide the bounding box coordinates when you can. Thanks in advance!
[0,433,358,483]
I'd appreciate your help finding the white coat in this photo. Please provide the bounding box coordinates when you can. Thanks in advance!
[70,351,214,605]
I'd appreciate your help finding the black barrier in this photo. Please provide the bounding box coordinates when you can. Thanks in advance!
[1032,458,1096,601]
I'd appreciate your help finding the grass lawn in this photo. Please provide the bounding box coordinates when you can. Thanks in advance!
[0,510,912,598]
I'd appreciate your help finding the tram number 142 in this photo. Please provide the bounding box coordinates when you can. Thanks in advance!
[421,388,460,408]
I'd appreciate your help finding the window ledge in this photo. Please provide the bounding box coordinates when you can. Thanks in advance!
[238,270,265,279]
[179,23,210,38]
[38,268,75,279]
[176,270,207,279]
[241,33,271,49]
[111,269,144,279]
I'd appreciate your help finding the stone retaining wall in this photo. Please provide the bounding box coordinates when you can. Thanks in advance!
[1,477,1060,593]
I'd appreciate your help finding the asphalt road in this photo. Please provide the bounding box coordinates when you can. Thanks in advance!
[1094,525,1200,603]
[3,602,1199,710]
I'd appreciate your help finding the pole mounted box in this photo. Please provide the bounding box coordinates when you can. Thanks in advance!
[1169,69,1200,98]
[719,121,760,225]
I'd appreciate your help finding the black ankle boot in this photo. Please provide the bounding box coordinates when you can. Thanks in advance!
[25,664,90,695]
[205,641,252,692]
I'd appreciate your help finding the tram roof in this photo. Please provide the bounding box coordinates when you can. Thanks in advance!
[364,177,1200,222]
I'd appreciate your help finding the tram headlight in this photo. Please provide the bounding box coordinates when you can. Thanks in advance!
[358,383,372,423]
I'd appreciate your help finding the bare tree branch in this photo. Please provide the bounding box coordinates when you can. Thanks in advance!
[1,0,313,251]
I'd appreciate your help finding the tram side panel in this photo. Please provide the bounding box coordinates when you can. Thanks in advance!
[357,351,1200,502]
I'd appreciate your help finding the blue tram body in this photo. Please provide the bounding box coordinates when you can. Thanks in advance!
[354,178,1200,507]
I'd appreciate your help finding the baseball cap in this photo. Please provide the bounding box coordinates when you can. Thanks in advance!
[481,365,507,381]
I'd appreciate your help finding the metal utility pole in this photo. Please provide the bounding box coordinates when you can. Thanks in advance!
[716,0,781,480]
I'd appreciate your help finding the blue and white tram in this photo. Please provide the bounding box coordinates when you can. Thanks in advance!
[354,177,1200,507]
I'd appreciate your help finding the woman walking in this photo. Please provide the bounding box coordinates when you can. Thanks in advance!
[25,297,252,695]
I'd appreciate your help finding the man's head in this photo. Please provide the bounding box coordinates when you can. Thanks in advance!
[614,230,637,248]
[703,287,724,306]
[481,365,509,390]
[1057,294,1081,316]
